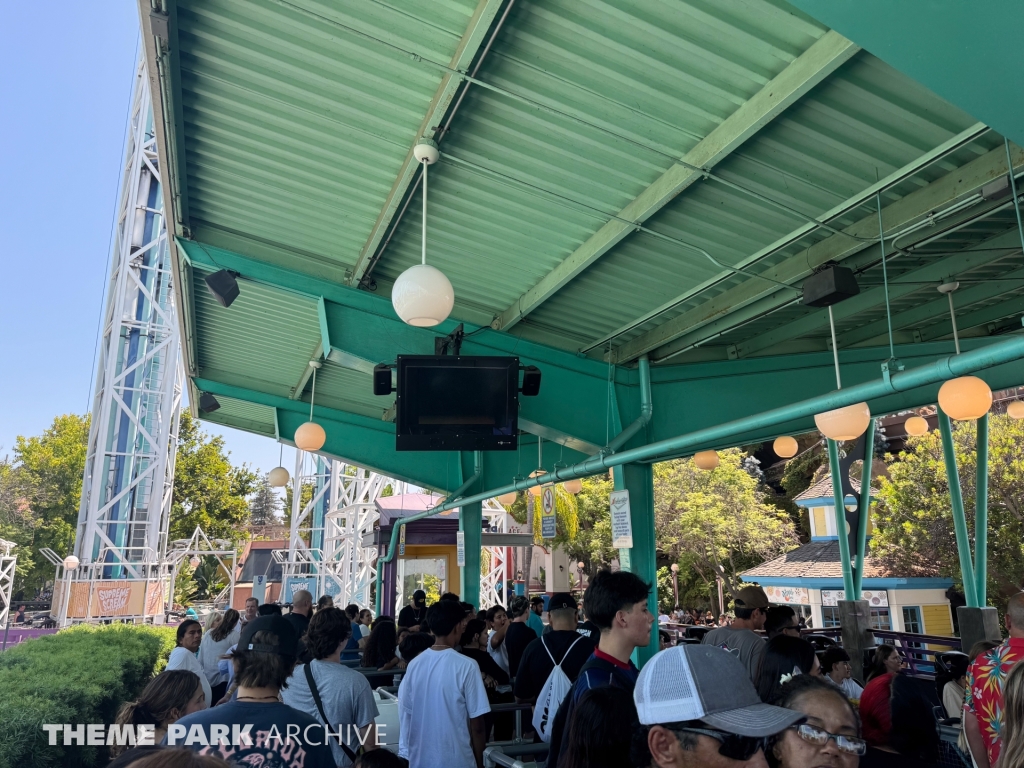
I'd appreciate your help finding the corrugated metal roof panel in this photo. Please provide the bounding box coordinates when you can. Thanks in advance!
[203,395,279,437]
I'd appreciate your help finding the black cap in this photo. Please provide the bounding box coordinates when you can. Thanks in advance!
[412,589,427,606]
[548,593,577,611]
[237,614,299,658]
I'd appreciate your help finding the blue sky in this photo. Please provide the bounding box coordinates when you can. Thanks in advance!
[0,4,281,475]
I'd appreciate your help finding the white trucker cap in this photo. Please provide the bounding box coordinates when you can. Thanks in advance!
[634,645,805,737]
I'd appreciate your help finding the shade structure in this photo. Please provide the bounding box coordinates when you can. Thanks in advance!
[814,402,871,441]
[268,466,290,487]
[391,264,454,327]
[905,415,930,435]
[1008,400,1024,419]
[938,376,992,420]
[295,421,326,451]
[693,450,719,470]
[773,436,799,458]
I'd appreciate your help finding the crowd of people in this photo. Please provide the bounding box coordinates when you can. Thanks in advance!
[97,582,1024,768]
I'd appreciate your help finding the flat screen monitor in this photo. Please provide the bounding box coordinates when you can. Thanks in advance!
[395,355,519,451]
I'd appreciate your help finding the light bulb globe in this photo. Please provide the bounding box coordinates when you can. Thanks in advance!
[391,264,454,327]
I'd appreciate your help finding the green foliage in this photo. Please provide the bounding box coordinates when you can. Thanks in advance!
[654,449,799,602]
[171,411,260,542]
[567,473,617,570]
[0,624,176,768]
[248,475,282,526]
[873,414,1024,613]
[2,414,90,592]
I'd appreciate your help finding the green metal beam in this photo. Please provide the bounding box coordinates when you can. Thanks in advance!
[349,0,507,285]
[615,142,1024,363]
[493,31,859,331]
[827,439,857,597]
[937,409,979,608]
[975,414,989,606]
[853,419,876,596]
[621,461,659,668]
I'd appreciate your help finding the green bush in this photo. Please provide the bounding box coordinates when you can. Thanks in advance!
[0,624,177,768]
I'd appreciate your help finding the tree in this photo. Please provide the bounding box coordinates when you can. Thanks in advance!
[568,473,617,571]
[654,449,799,602]
[249,475,282,526]
[872,414,1024,613]
[170,412,260,542]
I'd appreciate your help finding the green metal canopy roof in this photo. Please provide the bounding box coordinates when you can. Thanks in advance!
[140,0,1024,491]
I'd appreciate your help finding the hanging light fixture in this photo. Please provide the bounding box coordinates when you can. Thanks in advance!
[694,450,719,470]
[1008,401,1024,419]
[815,303,871,441]
[904,415,929,435]
[773,436,799,458]
[935,283,992,421]
[295,361,327,451]
[268,443,290,487]
[529,470,545,496]
[391,140,454,327]
[496,491,517,505]
[562,478,583,494]
[63,554,80,571]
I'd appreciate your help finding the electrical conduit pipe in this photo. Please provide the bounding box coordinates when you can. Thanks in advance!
[419,334,1024,514]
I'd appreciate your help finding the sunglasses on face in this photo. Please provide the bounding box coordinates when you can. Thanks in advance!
[789,723,867,756]
[670,726,769,761]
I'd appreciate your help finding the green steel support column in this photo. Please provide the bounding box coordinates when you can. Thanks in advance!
[853,420,876,596]
[460,500,483,609]
[827,440,857,598]
[620,462,658,668]
[937,410,980,608]
[974,414,989,606]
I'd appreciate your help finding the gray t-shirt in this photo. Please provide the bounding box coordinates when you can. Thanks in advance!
[282,659,380,766]
[701,626,766,683]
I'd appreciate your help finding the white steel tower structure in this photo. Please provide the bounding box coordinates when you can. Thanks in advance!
[72,57,182,595]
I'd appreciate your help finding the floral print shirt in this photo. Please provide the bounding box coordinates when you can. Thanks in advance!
[965,637,1024,766]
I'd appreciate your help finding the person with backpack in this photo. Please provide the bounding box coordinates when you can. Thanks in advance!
[547,570,653,762]
[513,593,595,741]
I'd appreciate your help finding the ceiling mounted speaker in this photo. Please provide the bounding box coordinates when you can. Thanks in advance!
[204,270,240,308]
[373,364,393,396]
[802,265,860,307]
[198,392,220,413]
[521,366,541,397]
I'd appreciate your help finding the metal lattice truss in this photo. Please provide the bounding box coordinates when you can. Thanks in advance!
[167,526,237,610]
[480,499,510,610]
[75,57,182,581]
[281,452,408,606]
[0,538,16,627]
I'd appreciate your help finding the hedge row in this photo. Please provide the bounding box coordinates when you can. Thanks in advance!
[0,624,177,768]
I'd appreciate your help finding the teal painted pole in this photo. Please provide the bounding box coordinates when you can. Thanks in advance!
[937,410,979,608]
[974,414,989,606]
[621,462,659,668]
[460,500,483,610]
[853,420,876,596]
[827,439,857,598]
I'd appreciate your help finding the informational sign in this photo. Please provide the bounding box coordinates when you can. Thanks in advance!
[252,574,267,604]
[456,530,466,567]
[57,579,169,619]
[322,574,343,599]
[399,523,406,556]
[610,490,633,548]
[764,586,810,605]
[540,486,557,539]
[821,589,888,607]
[283,576,315,604]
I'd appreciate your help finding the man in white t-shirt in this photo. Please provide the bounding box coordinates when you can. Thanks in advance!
[486,604,510,674]
[400,600,490,768]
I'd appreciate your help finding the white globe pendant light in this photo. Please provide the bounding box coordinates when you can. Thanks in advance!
[935,283,992,421]
[392,141,454,327]
[496,491,517,505]
[295,361,326,452]
[63,554,80,571]
[905,415,929,435]
[773,436,799,458]
[1008,400,1024,419]
[814,305,870,441]
[694,450,719,470]
[562,478,583,494]
[268,443,290,487]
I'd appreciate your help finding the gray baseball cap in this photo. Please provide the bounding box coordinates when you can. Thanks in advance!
[634,645,804,737]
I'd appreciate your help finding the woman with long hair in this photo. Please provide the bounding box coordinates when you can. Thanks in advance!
[199,608,240,703]
[865,644,903,682]
[757,635,821,703]
[561,685,639,768]
[165,620,212,707]
[109,670,206,760]
[362,617,401,670]
[1002,662,1024,768]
